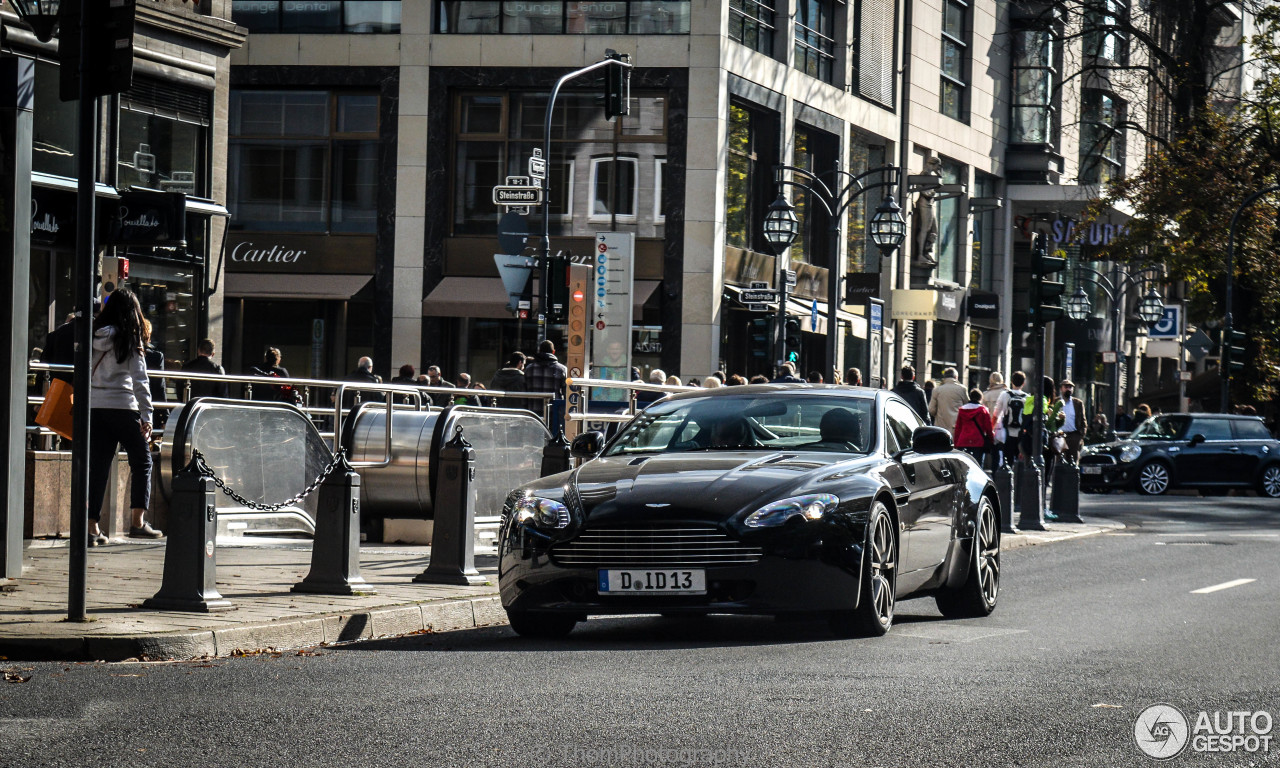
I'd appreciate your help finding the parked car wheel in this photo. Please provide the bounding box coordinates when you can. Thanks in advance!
[1257,465,1280,498]
[1136,461,1171,495]
[830,500,896,638]
[507,611,577,639]
[936,494,1000,618]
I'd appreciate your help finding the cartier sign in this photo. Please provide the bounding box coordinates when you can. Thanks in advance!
[226,232,376,274]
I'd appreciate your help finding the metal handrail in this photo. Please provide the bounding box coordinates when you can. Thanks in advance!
[566,377,698,423]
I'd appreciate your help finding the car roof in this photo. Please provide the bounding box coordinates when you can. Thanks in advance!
[660,383,882,403]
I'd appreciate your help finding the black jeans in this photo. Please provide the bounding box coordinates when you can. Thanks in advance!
[88,408,151,521]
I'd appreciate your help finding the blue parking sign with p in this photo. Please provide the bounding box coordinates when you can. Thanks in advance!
[1149,306,1179,339]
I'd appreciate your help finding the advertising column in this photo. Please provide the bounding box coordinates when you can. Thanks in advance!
[590,232,634,411]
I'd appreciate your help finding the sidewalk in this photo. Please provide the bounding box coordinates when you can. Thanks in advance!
[0,519,1122,662]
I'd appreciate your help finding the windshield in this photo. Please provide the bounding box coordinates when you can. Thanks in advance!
[1130,415,1189,440]
[604,394,875,456]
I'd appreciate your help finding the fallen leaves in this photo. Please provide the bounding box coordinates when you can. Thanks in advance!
[3,669,32,684]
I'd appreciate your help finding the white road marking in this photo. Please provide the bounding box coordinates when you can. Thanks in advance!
[1191,578,1257,594]
[1229,533,1280,538]
[1106,532,1136,536]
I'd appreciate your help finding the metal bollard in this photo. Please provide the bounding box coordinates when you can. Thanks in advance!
[415,426,487,586]
[293,455,376,596]
[1051,459,1083,523]
[143,461,233,612]
[1015,458,1048,532]
[541,431,571,477]
[995,463,1017,534]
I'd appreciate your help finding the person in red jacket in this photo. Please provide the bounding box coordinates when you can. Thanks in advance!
[953,388,995,465]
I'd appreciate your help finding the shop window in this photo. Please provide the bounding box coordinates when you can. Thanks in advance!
[724,101,777,254]
[794,0,836,84]
[117,110,205,195]
[935,158,966,284]
[969,172,999,292]
[790,124,838,269]
[32,62,78,178]
[450,91,667,238]
[231,1,402,33]
[940,0,969,122]
[229,89,381,233]
[846,133,888,273]
[437,0,689,33]
[729,0,775,56]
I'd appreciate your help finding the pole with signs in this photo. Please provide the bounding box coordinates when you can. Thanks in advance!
[867,298,884,387]
[589,233,634,409]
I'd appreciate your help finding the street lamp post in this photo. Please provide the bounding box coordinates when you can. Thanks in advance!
[1065,266,1166,435]
[1221,185,1280,413]
[762,164,906,378]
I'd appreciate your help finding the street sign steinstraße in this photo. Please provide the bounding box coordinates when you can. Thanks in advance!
[492,186,544,206]
[740,289,778,303]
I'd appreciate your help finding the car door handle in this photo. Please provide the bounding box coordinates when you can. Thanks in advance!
[1227,447,1241,452]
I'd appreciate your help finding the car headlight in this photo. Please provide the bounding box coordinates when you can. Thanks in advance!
[1118,443,1142,463]
[745,494,839,528]
[513,496,570,529]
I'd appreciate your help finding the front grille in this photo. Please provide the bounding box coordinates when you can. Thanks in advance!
[550,524,763,568]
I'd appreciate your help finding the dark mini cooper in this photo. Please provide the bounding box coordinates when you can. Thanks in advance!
[1079,414,1280,497]
[497,385,1001,639]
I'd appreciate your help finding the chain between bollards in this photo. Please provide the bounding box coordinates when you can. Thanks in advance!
[189,449,346,512]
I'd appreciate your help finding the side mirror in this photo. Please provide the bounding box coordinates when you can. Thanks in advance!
[911,426,954,455]
[571,431,605,459]
[1189,433,1206,447]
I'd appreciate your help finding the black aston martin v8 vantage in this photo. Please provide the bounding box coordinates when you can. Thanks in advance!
[497,384,1001,638]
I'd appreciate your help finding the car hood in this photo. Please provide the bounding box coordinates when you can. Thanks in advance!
[569,451,876,523]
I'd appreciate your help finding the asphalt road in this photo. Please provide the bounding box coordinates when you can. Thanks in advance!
[2,494,1278,768]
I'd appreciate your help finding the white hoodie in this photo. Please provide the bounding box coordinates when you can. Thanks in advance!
[90,326,153,422]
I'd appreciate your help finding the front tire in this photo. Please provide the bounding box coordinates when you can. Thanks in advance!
[830,500,896,638]
[1258,465,1280,498]
[506,611,577,639]
[935,495,1000,618]
[1136,461,1171,495]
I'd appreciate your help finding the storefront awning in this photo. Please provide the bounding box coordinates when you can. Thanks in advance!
[224,273,372,300]
[32,171,120,199]
[423,277,660,321]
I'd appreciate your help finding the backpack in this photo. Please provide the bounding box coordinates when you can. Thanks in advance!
[1004,390,1027,436]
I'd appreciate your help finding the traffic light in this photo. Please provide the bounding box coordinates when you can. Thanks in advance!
[59,0,136,102]
[784,318,802,364]
[604,51,631,119]
[1226,329,1247,372]
[548,256,568,324]
[1029,235,1066,325]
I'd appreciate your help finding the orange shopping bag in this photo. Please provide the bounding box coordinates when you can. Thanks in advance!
[35,379,74,440]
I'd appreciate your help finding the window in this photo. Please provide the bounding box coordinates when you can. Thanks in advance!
[846,133,888,273]
[450,91,667,238]
[939,0,969,121]
[790,124,838,269]
[653,158,666,223]
[725,103,777,253]
[794,0,836,84]
[232,1,402,33]
[590,157,638,219]
[228,90,380,233]
[32,62,78,178]
[884,399,922,454]
[969,172,998,292]
[729,0,775,56]
[1084,0,1128,62]
[1080,89,1123,185]
[1192,419,1234,441]
[935,158,966,284]
[117,76,212,196]
[854,0,895,106]
[437,0,690,33]
[1234,420,1272,440]
[1011,27,1055,144]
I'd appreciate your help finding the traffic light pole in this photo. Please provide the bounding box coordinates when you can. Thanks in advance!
[539,53,632,345]
[68,3,98,622]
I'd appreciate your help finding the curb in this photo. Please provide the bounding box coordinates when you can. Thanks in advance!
[1001,522,1122,552]
[0,595,506,663]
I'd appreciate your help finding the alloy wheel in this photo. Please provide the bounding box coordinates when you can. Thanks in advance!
[1138,462,1170,495]
[976,498,1000,606]
[1262,466,1280,498]
[869,504,896,626]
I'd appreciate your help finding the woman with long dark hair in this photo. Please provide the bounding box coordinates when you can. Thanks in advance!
[88,288,161,544]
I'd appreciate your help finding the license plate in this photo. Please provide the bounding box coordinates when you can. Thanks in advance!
[1082,466,1102,475]
[598,569,706,595]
